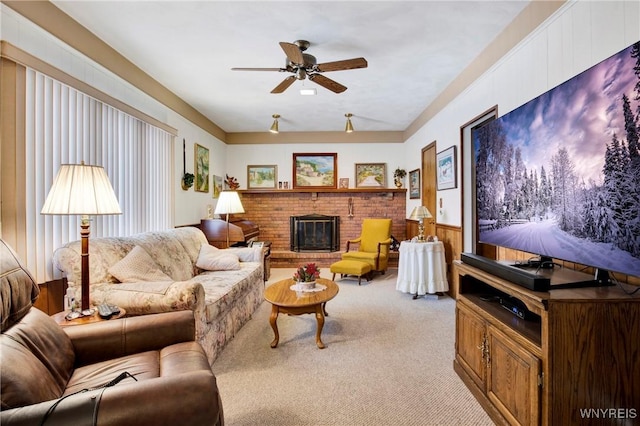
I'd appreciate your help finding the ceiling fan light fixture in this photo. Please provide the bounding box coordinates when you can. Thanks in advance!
[300,88,317,96]
[345,113,354,133]
[270,114,280,133]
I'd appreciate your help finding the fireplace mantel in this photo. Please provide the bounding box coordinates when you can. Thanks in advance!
[239,188,405,200]
[239,188,405,194]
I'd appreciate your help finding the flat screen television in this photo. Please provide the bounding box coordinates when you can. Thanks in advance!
[473,41,640,282]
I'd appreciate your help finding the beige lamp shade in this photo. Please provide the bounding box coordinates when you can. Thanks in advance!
[214,191,245,215]
[41,163,122,215]
[214,191,245,248]
[409,206,432,221]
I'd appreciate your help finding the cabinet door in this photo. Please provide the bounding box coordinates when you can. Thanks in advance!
[487,325,541,426]
[455,302,487,390]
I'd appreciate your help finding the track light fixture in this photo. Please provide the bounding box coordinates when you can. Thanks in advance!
[270,114,280,133]
[345,113,354,133]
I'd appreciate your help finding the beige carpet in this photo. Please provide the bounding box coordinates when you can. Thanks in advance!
[212,268,494,426]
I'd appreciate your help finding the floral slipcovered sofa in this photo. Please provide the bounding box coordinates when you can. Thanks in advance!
[52,226,264,365]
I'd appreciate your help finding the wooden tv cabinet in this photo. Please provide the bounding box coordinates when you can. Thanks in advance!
[453,260,640,425]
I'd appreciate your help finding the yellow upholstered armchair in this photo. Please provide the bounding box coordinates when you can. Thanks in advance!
[342,218,392,274]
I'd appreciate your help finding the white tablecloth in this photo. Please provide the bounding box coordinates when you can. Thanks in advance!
[396,241,449,295]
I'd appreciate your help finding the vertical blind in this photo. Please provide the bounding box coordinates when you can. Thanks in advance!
[25,69,173,283]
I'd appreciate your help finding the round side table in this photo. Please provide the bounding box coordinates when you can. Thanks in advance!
[51,308,126,327]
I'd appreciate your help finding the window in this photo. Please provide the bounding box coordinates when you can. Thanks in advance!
[23,69,173,282]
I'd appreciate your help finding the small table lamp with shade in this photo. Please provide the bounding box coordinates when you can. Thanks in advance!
[214,190,245,248]
[41,162,121,316]
[409,205,433,242]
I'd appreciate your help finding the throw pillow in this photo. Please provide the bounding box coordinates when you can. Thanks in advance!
[109,245,172,282]
[196,244,241,271]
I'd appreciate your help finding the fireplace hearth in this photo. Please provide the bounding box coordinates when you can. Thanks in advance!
[290,214,340,252]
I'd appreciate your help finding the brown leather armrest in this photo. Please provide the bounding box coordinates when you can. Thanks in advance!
[0,371,223,426]
[65,310,196,367]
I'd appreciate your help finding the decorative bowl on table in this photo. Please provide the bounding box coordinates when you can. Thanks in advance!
[297,281,316,291]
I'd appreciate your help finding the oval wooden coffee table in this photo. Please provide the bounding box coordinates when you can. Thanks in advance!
[264,277,339,349]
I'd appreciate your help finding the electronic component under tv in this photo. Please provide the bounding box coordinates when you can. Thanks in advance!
[472,41,640,283]
[499,295,533,320]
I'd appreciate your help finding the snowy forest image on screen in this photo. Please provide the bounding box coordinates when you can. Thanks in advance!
[474,41,640,277]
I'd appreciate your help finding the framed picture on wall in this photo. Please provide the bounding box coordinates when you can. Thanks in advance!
[436,146,457,190]
[194,143,209,193]
[293,153,337,189]
[247,165,277,189]
[339,178,349,189]
[409,168,420,199]
[212,175,223,198]
[355,163,387,188]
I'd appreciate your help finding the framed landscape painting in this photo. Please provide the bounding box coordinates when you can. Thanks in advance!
[355,163,386,188]
[293,153,337,189]
[247,165,277,189]
[195,143,209,193]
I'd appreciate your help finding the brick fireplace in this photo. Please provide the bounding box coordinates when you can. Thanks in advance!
[236,188,406,267]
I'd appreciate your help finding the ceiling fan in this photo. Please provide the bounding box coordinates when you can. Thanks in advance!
[231,40,367,94]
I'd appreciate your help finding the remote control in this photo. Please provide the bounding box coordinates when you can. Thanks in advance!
[109,305,121,315]
[98,304,114,319]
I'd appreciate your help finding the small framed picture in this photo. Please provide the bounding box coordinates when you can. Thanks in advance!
[355,163,387,188]
[212,175,223,198]
[436,146,457,190]
[339,178,349,189]
[409,168,420,199]
[247,165,277,189]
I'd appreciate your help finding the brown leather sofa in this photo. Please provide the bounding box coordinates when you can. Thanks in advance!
[0,239,224,426]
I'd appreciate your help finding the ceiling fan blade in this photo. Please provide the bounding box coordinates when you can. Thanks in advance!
[271,76,297,94]
[279,42,304,65]
[316,57,368,72]
[231,67,285,72]
[308,74,347,93]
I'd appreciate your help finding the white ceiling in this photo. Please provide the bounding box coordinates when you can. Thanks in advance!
[52,1,530,134]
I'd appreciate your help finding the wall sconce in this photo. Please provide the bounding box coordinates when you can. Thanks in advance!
[270,114,280,133]
[345,113,354,133]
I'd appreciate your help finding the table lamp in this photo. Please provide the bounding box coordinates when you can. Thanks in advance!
[214,191,245,248]
[41,162,121,315]
[409,205,433,242]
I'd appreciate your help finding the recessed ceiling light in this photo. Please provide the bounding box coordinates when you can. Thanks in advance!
[300,88,317,96]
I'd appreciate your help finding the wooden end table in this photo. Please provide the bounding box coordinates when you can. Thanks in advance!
[264,277,339,349]
[51,308,126,327]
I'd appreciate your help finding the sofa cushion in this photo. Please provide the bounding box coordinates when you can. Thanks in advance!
[51,228,209,287]
[195,262,263,321]
[109,246,172,283]
[129,229,205,281]
[196,245,240,271]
